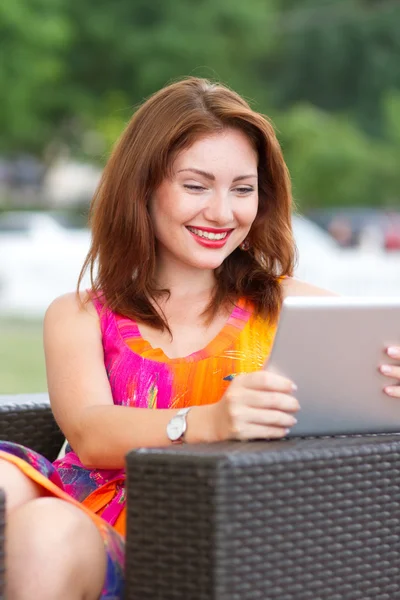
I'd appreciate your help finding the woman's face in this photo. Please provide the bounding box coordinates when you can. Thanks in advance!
[149,128,259,273]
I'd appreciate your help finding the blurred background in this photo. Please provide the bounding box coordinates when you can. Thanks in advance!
[1,0,400,392]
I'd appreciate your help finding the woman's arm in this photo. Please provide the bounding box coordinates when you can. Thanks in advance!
[44,293,217,470]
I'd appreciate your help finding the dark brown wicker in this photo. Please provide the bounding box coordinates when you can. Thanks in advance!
[126,435,400,600]
[0,393,63,462]
[2,395,400,599]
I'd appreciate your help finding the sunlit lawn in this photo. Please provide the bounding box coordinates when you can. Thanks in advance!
[0,319,47,394]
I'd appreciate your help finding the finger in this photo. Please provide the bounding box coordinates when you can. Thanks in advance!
[384,385,400,398]
[386,346,400,359]
[234,423,290,441]
[246,407,298,428]
[243,390,300,413]
[380,365,400,380]
[234,370,296,393]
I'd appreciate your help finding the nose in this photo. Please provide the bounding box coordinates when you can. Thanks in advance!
[203,190,233,225]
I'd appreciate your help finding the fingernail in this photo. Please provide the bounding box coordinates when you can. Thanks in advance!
[385,386,397,396]
[285,428,291,436]
[291,383,298,392]
[387,347,399,358]
[380,365,392,375]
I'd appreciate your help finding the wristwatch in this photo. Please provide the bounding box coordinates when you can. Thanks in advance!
[166,407,192,443]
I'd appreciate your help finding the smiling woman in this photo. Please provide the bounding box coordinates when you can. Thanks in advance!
[82,77,295,332]
[1,76,400,600]
[149,129,259,270]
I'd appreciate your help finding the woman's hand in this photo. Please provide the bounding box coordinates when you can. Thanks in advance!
[380,346,400,397]
[211,371,300,442]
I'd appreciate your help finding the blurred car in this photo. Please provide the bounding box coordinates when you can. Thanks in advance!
[306,207,400,251]
[0,211,91,317]
[293,214,400,296]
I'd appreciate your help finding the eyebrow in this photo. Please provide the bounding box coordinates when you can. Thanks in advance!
[177,168,257,182]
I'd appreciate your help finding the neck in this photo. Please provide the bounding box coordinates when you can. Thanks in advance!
[154,257,216,301]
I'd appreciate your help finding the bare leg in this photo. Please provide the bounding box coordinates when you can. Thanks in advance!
[6,497,107,600]
[0,458,46,514]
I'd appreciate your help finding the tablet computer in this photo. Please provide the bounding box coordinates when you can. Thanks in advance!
[265,296,400,437]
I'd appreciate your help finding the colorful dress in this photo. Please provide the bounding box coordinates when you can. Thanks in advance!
[0,295,278,598]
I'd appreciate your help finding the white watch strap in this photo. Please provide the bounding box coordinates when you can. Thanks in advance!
[167,407,192,443]
[176,407,191,417]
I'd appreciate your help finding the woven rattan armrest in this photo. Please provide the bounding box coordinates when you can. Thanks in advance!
[0,393,63,462]
[125,435,400,600]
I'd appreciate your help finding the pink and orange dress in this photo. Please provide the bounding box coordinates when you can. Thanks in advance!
[0,295,277,598]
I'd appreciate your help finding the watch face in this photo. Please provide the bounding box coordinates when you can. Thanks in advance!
[167,417,184,441]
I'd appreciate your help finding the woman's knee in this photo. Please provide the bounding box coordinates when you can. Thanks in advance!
[0,458,46,513]
[6,497,106,600]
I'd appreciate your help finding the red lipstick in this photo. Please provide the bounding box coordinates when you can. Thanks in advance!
[186,226,233,249]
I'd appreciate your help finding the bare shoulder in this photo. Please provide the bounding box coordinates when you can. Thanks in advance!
[44,290,98,326]
[44,290,101,346]
[282,277,338,298]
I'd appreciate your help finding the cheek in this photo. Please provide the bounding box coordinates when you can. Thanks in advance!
[152,184,194,221]
[150,193,197,238]
[238,197,259,225]
[150,192,176,229]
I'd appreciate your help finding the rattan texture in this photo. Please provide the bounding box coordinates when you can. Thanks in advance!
[0,489,4,600]
[126,435,400,600]
[0,393,63,462]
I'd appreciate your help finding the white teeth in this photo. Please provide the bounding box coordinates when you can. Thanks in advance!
[187,227,229,240]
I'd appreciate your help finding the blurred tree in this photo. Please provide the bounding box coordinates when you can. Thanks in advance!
[275,101,400,210]
[384,90,400,146]
[265,0,400,136]
[1,0,399,210]
[0,0,71,154]
[63,0,278,154]
[1,0,280,157]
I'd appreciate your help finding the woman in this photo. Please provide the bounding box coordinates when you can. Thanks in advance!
[1,77,399,599]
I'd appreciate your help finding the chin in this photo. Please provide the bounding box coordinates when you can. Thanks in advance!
[184,254,227,271]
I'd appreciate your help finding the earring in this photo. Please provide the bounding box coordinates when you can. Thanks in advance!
[240,239,250,251]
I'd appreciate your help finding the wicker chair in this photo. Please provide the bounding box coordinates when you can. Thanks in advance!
[2,394,400,599]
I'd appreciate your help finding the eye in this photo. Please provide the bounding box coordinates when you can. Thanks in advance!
[235,186,254,194]
[183,184,206,192]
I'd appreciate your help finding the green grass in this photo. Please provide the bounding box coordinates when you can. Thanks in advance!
[0,319,47,394]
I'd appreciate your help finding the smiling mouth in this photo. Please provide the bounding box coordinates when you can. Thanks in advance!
[186,226,232,240]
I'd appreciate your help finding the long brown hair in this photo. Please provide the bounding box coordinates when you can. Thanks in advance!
[78,77,296,330]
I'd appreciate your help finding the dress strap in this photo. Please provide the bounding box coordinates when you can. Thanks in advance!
[87,290,113,338]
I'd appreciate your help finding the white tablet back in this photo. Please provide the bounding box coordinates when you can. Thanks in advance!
[267,296,400,437]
